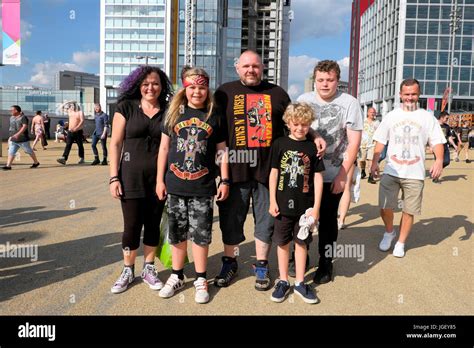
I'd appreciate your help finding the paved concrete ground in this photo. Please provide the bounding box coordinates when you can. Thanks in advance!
[0,140,472,315]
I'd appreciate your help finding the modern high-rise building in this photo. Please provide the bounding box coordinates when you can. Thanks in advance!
[174,0,291,90]
[100,0,175,115]
[349,0,474,116]
[241,0,291,89]
[100,0,291,114]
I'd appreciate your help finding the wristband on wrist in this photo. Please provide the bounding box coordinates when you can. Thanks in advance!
[109,176,120,185]
[219,178,230,186]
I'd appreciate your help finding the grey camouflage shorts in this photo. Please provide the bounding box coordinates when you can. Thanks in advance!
[167,194,214,246]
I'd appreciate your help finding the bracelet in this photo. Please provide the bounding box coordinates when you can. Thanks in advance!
[219,178,230,186]
[109,176,120,185]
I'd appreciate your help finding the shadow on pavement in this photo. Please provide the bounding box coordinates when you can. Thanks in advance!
[343,203,381,228]
[439,174,468,182]
[0,232,123,302]
[0,206,96,228]
[309,214,471,281]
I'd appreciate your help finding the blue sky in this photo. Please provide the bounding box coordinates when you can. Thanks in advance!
[0,0,352,99]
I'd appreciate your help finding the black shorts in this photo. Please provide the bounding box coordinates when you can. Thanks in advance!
[272,214,313,247]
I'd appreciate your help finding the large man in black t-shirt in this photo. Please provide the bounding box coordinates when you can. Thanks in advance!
[213,50,325,291]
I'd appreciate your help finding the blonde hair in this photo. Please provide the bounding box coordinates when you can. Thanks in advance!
[283,102,316,126]
[164,67,214,134]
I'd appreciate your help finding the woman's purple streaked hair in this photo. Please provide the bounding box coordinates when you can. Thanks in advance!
[118,65,173,108]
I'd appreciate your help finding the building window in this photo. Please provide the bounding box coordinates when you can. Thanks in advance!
[426,51,437,65]
[414,66,425,80]
[405,36,415,49]
[438,67,448,80]
[404,51,414,65]
[415,51,426,64]
[406,5,417,18]
[429,6,440,19]
[425,82,435,95]
[403,66,414,79]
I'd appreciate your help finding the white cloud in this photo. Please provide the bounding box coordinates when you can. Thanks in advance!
[288,55,350,100]
[290,0,352,42]
[73,50,100,68]
[30,61,82,85]
[21,20,33,40]
[289,55,319,82]
[337,56,350,81]
[288,84,302,100]
[29,50,99,86]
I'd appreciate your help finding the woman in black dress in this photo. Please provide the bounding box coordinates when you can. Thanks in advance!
[109,66,173,294]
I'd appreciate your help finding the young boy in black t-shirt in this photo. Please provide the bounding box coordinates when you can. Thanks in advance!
[269,103,324,304]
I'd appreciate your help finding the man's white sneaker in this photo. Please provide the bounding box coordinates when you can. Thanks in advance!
[393,242,405,258]
[159,274,185,298]
[194,277,210,304]
[379,231,396,251]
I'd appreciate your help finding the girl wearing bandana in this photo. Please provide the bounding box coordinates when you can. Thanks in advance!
[156,67,229,303]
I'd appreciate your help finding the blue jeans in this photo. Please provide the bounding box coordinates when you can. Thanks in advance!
[91,133,107,158]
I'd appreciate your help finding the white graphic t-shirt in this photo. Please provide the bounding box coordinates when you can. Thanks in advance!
[361,119,380,148]
[373,108,446,180]
[297,91,364,182]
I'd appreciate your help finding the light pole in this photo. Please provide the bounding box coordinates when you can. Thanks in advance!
[136,55,157,66]
[447,0,461,115]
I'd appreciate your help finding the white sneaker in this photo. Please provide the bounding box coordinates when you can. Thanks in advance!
[159,274,185,298]
[393,242,405,258]
[379,231,397,251]
[193,277,210,304]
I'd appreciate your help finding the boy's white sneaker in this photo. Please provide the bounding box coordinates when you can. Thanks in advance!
[193,277,210,304]
[393,242,405,258]
[379,231,397,251]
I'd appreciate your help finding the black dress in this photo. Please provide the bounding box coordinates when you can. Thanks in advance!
[116,100,165,199]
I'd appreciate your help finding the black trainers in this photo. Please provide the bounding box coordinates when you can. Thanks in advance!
[214,257,238,288]
[91,158,100,165]
[313,258,333,285]
[288,252,310,278]
[361,169,367,179]
[253,262,271,291]
[2,166,12,170]
[56,157,66,165]
[368,175,376,184]
[466,159,471,163]
[101,159,108,165]
[30,162,40,168]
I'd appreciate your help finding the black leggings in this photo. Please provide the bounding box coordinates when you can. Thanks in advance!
[317,183,343,262]
[120,196,165,250]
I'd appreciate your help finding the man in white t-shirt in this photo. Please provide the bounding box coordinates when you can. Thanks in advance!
[370,78,445,258]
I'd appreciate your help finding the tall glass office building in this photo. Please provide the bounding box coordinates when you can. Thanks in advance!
[175,0,239,90]
[100,0,173,114]
[175,0,290,90]
[350,0,473,115]
[100,0,290,112]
